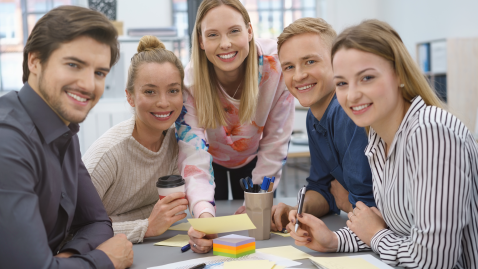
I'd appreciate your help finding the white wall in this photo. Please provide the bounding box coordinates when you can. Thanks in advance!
[117,0,172,34]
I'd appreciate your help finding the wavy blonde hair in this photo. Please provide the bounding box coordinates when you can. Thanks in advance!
[191,0,258,129]
[331,20,443,111]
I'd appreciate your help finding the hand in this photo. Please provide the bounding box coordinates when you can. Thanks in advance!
[271,203,295,232]
[96,234,134,269]
[55,251,75,258]
[234,205,246,214]
[346,201,386,246]
[144,192,189,238]
[188,213,217,253]
[286,210,338,253]
[329,179,353,213]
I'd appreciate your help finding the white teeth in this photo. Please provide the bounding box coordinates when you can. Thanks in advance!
[153,112,171,118]
[297,84,314,91]
[67,92,87,102]
[352,104,371,111]
[218,52,237,59]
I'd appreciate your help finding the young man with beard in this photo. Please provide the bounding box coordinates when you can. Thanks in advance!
[0,6,133,269]
[271,18,376,232]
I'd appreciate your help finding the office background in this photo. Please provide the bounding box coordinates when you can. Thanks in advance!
[1,0,478,197]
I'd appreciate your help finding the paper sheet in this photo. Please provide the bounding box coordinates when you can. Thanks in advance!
[309,255,393,269]
[168,222,191,231]
[148,252,301,269]
[188,214,256,234]
[257,246,313,260]
[154,234,190,247]
[223,260,275,269]
[270,231,291,237]
[272,266,285,269]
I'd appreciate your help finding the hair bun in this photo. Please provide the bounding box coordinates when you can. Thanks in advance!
[137,35,165,53]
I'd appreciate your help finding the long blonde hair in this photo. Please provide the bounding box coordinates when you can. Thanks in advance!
[191,0,258,129]
[331,20,443,119]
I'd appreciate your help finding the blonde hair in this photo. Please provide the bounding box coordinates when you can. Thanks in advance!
[191,0,258,129]
[331,20,443,132]
[126,35,184,94]
[278,17,337,54]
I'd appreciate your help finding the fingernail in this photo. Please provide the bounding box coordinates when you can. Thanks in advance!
[298,213,303,218]
[291,219,295,224]
[307,238,312,242]
[303,232,308,236]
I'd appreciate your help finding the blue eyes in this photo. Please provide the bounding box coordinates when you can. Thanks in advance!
[306,60,315,64]
[363,75,373,81]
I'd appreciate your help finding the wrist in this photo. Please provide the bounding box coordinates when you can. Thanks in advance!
[199,212,214,218]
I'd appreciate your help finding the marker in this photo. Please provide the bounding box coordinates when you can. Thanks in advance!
[281,228,288,233]
[188,263,206,269]
[259,177,271,193]
[267,176,276,192]
[181,243,191,253]
[295,186,307,232]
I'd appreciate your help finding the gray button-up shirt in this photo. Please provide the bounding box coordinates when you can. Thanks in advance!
[0,83,114,268]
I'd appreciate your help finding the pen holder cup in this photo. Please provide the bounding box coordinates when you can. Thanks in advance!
[245,191,274,240]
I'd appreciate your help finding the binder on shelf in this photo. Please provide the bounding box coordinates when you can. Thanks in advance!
[418,43,430,72]
[127,27,177,37]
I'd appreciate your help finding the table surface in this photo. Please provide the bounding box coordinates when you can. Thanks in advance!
[131,198,397,269]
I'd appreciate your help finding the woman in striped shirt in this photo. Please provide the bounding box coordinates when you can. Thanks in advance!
[287,20,478,268]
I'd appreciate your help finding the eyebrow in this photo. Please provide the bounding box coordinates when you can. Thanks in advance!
[63,56,110,73]
[334,67,375,79]
[281,54,321,67]
[204,24,243,33]
[142,82,181,88]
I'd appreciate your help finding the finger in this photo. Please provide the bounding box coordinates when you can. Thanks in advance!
[270,217,278,232]
[355,201,366,209]
[188,227,206,239]
[371,207,383,218]
[346,219,353,229]
[161,192,187,204]
[167,204,188,217]
[116,233,127,239]
[347,212,355,220]
[171,212,188,223]
[288,210,298,223]
[273,211,284,231]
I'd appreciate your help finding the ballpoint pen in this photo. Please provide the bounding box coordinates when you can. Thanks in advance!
[239,178,249,192]
[188,263,206,269]
[267,176,275,192]
[181,243,191,253]
[295,186,307,232]
[259,177,271,193]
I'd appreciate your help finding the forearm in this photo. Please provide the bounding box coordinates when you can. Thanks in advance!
[112,219,149,243]
[303,190,330,218]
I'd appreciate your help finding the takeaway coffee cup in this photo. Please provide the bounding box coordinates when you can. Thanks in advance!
[245,191,274,240]
[156,175,185,199]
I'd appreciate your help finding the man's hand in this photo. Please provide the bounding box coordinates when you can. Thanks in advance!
[96,234,133,269]
[144,192,188,238]
[188,212,217,253]
[329,179,353,213]
[286,210,338,253]
[346,201,386,246]
[271,203,295,232]
[55,251,75,258]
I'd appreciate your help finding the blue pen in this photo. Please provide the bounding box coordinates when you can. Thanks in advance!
[181,243,191,253]
[246,176,253,189]
[259,177,271,193]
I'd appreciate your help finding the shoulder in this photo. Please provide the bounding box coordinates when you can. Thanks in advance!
[255,38,278,57]
[326,97,361,134]
[0,91,36,137]
[82,117,135,168]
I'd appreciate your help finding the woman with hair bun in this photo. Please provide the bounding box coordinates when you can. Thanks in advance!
[83,35,188,243]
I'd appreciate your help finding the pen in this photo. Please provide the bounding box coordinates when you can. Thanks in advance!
[267,176,275,192]
[188,263,206,269]
[259,177,271,193]
[295,186,307,232]
[181,243,191,253]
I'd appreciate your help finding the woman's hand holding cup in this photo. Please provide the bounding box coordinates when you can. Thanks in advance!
[144,192,189,238]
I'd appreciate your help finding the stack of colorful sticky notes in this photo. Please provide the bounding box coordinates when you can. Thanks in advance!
[213,234,255,258]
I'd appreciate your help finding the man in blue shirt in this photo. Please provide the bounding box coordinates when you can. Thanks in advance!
[271,17,375,232]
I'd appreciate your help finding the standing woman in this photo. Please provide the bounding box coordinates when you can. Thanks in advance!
[287,20,478,268]
[83,35,188,243]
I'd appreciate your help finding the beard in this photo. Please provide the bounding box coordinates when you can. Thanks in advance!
[38,73,96,124]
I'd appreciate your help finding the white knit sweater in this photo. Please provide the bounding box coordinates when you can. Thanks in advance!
[82,117,179,243]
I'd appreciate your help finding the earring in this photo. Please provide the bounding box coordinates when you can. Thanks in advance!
[400,84,405,88]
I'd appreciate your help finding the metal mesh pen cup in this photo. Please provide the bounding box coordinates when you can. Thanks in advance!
[244,191,274,240]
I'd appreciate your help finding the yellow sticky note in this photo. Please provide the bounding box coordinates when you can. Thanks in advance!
[257,245,313,260]
[223,260,275,269]
[154,234,190,247]
[168,222,191,231]
[271,231,291,237]
[272,266,285,269]
[309,257,379,269]
[188,214,256,234]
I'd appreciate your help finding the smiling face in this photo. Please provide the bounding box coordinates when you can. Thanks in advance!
[279,33,335,111]
[126,62,183,134]
[199,5,253,76]
[29,35,111,125]
[333,48,405,130]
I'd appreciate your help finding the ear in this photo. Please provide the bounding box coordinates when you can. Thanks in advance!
[125,89,135,107]
[199,35,205,50]
[28,52,42,77]
[247,22,253,42]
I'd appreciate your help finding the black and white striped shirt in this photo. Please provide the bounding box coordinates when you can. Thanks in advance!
[334,96,478,268]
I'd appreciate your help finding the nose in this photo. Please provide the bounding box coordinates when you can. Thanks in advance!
[220,35,232,50]
[156,93,170,108]
[77,70,95,93]
[293,67,307,82]
[347,84,362,103]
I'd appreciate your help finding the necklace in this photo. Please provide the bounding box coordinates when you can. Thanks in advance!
[231,82,241,99]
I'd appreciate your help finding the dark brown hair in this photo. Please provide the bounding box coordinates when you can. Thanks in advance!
[22,5,120,83]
